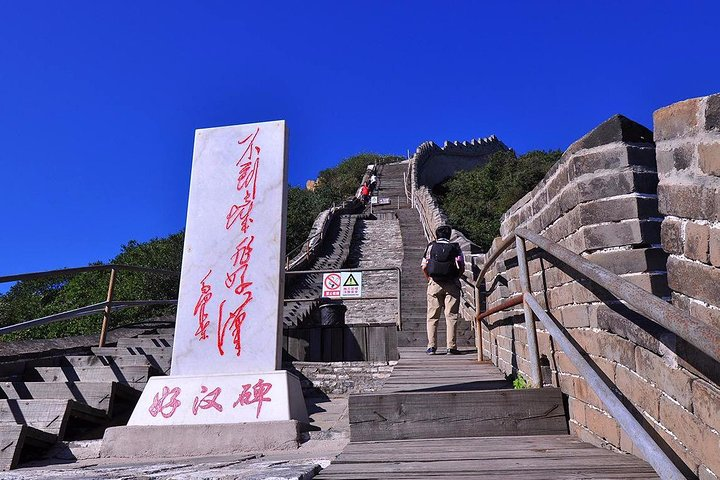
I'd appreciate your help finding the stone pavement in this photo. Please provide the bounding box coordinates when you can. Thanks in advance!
[3,395,349,480]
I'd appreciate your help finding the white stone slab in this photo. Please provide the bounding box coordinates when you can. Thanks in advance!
[171,121,288,376]
[128,371,308,426]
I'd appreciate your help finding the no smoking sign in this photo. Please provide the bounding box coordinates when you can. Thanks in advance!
[322,272,362,298]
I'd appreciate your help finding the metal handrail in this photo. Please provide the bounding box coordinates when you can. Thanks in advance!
[471,228,707,479]
[285,267,403,329]
[0,264,179,346]
[0,299,177,336]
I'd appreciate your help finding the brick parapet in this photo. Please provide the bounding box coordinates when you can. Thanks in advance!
[479,111,720,476]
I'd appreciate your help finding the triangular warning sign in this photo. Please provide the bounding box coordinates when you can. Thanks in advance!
[343,274,359,287]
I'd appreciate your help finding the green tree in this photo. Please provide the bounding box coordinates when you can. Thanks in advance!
[435,150,561,250]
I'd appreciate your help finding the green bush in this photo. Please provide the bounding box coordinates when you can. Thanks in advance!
[435,150,561,250]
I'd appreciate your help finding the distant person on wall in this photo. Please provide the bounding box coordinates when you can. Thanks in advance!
[421,225,464,355]
[369,173,378,192]
[360,183,370,204]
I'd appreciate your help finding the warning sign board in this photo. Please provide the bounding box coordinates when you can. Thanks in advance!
[322,272,363,298]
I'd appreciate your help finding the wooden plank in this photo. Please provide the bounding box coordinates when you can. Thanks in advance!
[0,399,72,438]
[0,424,24,470]
[29,366,153,387]
[344,325,364,361]
[349,387,567,442]
[315,435,658,480]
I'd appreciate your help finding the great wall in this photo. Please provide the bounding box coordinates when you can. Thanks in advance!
[0,93,718,479]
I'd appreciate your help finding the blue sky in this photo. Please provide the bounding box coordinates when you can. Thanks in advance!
[1,1,719,281]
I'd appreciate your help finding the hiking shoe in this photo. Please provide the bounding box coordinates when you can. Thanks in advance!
[426,347,436,355]
[446,348,461,355]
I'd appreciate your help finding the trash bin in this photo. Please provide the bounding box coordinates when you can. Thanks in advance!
[319,302,347,326]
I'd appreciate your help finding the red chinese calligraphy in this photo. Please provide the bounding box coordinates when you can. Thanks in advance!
[192,385,223,415]
[193,270,213,340]
[216,128,261,358]
[148,386,182,418]
[232,378,272,419]
[216,298,250,356]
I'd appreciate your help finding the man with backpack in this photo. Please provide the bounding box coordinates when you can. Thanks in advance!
[421,225,465,355]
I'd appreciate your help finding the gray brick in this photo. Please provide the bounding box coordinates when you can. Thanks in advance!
[706,93,720,132]
[654,97,702,141]
[684,221,710,263]
[657,143,695,174]
[668,255,720,306]
[661,218,684,254]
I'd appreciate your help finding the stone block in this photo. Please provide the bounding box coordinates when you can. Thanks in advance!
[699,141,720,177]
[692,380,720,433]
[710,228,720,267]
[584,405,620,446]
[567,397,586,425]
[555,352,580,376]
[654,97,702,141]
[634,346,694,409]
[667,255,720,307]
[685,221,710,263]
[706,94,720,132]
[595,304,664,355]
[582,220,660,251]
[569,145,654,179]
[661,218,684,254]
[659,394,720,474]
[570,329,636,368]
[615,364,661,419]
[558,304,590,328]
[658,180,720,222]
[100,421,301,458]
[657,143,696,174]
[584,247,667,276]
[566,115,653,156]
[573,376,603,410]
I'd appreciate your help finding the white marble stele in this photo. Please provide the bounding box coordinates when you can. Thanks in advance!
[126,120,307,430]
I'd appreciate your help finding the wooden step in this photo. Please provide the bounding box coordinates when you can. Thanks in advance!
[0,381,141,416]
[29,365,155,388]
[0,424,57,471]
[64,354,171,374]
[314,434,659,479]
[0,399,107,439]
[92,346,172,357]
[115,336,173,348]
[349,387,568,442]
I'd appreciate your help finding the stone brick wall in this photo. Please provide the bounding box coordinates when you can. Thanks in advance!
[343,214,403,325]
[414,136,508,187]
[474,106,720,477]
[649,95,720,478]
[286,360,396,395]
[655,94,720,334]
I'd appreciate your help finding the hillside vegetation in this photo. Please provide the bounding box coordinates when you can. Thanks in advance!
[0,152,400,340]
[434,149,561,251]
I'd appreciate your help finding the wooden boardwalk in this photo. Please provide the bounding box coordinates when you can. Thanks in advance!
[379,347,512,393]
[314,435,659,479]
[318,346,659,479]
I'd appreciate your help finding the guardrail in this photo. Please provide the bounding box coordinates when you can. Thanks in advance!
[0,265,179,347]
[471,228,719,480]
[284,267,402,330]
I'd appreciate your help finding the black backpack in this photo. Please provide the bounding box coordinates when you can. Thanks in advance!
[425,241,461,279]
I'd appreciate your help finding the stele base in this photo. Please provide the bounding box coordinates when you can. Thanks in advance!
[127,370,308,426]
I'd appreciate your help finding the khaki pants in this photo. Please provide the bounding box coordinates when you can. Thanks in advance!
[426,278,460,349]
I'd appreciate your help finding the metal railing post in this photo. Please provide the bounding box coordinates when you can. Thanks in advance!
[475,284,484,362]
[515,237,543,388]
[98,267,117,347]
[396,267,402,330]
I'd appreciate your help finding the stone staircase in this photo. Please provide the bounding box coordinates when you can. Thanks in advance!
[283,213,359,327]
[0,318,174,470]
[374,162,474,348]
